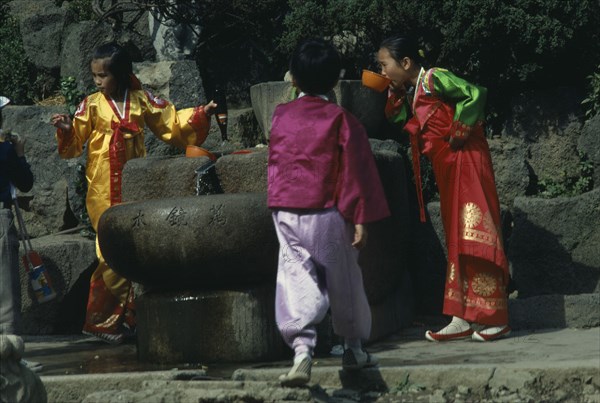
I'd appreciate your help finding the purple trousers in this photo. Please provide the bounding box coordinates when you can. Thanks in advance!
[272,208,371,355]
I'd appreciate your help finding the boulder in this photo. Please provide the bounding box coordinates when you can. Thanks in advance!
[18,234,96,335]
[488,137,531,206]
[60,21,114,92]
[501,87,585,185]
[250,80,387,140]
[60,20,156,93]
[10,0,65,71]
[1,105,73,236]
[509,189,600,297]
[509,293,600,330]
[134,60,205,109]
[148,12,200,61]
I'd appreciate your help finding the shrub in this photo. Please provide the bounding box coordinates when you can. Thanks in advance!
[537,152,594,198]
[582,64,600,119]
[60,76,87,116]
[0,0,36,104]
[278,0,600,128]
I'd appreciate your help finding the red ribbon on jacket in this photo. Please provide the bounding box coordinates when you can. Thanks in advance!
[109,120,139,205]
[404,118,426,223]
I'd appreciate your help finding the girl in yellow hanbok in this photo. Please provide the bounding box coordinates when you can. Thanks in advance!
[51,43,216,344]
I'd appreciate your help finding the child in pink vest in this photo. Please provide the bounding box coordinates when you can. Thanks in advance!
[268,39,390,387]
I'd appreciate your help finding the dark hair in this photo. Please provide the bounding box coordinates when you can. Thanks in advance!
[379,34,426,67]
[92,42,133,93]
[289,38,341,95]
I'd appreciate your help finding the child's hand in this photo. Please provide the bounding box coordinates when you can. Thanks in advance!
[50,114,72,132]
[352,224,368,249]
[203,100,218,115]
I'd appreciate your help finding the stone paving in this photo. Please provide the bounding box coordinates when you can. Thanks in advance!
[20,326,600,402]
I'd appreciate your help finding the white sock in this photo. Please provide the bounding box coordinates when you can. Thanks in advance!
[435,316,471,334]
[478,325,506,335]
[293,351,311,364]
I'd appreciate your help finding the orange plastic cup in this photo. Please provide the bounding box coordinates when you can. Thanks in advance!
[185,145,217,161]
[361,69,392,92]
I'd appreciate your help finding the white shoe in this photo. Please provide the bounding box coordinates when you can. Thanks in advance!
[472,325,511,341]
[279,355,312,387]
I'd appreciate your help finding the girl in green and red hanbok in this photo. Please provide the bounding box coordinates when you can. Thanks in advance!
[378,35,510,341]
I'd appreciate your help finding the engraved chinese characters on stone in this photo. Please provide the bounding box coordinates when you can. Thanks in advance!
[132,210,146,229]
[209,204,226,226]
[167,206,188,226]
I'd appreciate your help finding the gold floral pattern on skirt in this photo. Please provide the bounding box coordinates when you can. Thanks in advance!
[448,261,456,282]
[460,202,482,229]
[471,272,497,297]
[460,202,502,248]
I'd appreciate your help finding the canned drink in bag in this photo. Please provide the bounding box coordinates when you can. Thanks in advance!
[29,265,57,303]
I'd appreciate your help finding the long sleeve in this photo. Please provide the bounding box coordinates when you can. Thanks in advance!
[0,143,33,193]
[56,96,95,158]
[141,90,210,149]
[385,89,411,127]
[336,111,390,224]
[10,155,33,192]
[428,69,487,139]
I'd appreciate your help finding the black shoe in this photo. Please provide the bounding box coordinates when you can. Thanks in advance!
[342,348,378,370]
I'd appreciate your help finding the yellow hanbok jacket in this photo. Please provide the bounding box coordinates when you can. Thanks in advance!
[56,89,210,230]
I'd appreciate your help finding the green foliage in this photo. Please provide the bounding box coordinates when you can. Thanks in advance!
[582,65,600,119]
[278,0,600,125]
[60,76,86,116]
[0,1,36,104]
[537,152,594,198]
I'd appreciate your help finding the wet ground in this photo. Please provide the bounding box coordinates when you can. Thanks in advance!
[22,326,600,378]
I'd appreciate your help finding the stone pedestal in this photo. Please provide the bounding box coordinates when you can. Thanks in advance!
[136,287,285,363]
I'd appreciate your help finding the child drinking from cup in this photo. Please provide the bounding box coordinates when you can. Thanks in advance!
[377,34,510,342]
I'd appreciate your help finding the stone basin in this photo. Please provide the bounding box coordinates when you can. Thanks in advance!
[98,193,278,288]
